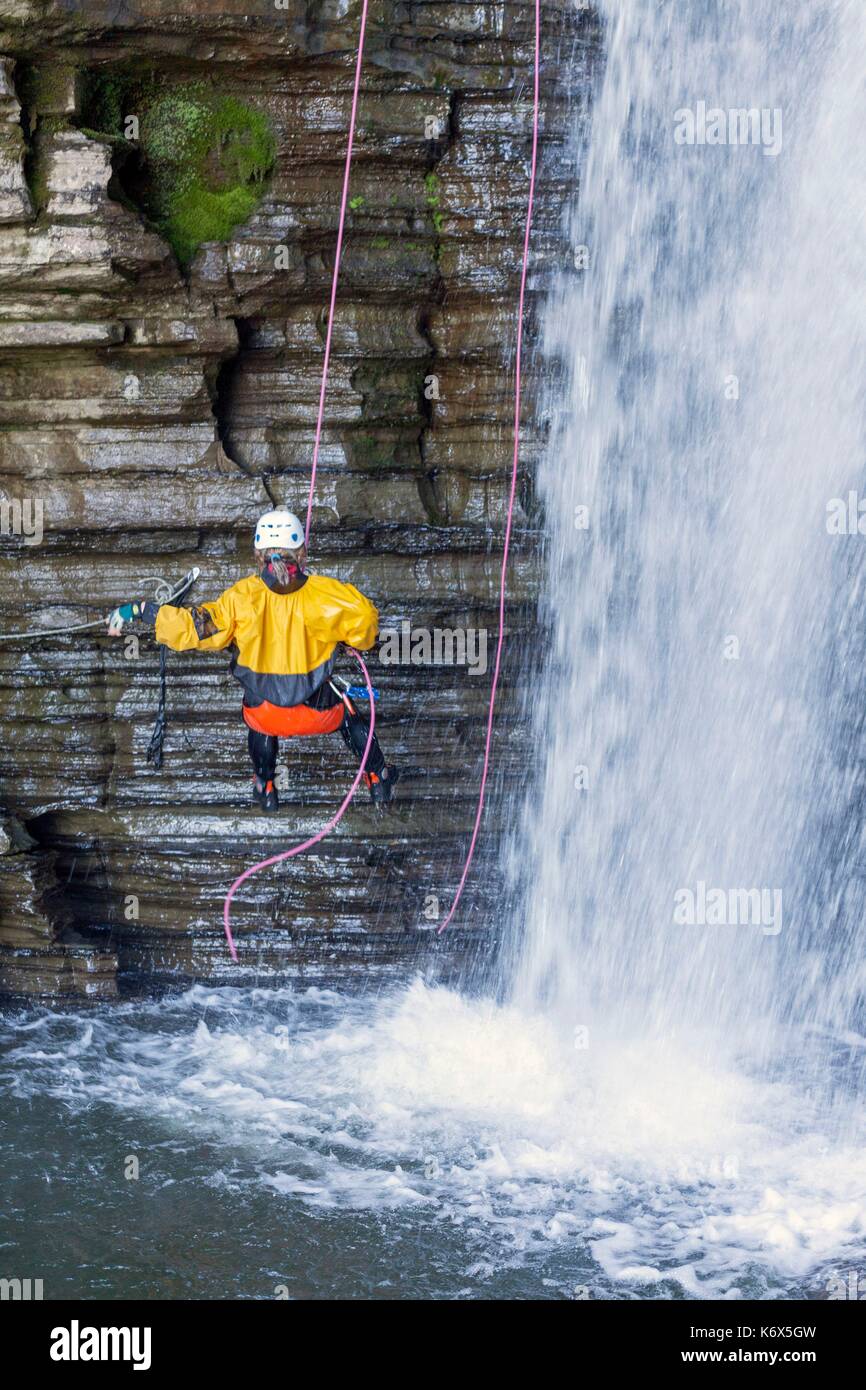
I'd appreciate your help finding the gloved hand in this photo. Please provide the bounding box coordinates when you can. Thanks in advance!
[106,600,158,636]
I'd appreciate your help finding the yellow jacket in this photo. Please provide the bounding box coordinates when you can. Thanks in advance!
[155,573,378,707]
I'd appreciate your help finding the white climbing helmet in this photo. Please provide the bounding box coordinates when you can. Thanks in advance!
[254,509,305,552]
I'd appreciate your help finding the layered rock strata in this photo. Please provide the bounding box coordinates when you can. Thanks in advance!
[0,1,599,996]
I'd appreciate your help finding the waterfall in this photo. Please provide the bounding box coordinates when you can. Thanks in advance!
[510,0,866,1071]
[2,0,863,1302]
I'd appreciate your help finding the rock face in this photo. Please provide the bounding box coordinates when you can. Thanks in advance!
[0,1,599,997]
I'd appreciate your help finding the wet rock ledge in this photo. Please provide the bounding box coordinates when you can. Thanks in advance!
[0,1,598,998]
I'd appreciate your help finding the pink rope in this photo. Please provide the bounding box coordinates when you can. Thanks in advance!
[222,0,539,957]
[304,0,370,545]
[222,650,375,961]
[222,2,372,961]
[437,0,540,934]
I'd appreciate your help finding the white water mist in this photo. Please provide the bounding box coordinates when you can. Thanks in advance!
[510,0,866,1063]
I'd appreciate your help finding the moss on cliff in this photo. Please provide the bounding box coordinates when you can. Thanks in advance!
[143,89,274,265]
[79,71,275,267]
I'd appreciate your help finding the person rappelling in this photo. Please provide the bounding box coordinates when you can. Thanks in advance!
[105,508,399,813]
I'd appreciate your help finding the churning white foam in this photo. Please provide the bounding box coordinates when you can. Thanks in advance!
[4,980,863,1297]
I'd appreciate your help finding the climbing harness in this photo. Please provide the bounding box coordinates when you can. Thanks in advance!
[221,0,540,957]
[330,672,377,702]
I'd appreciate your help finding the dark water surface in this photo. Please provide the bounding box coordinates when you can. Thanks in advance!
[2,984,862,1301]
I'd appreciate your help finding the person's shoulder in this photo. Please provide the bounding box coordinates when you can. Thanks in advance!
[304,573,352,598]
[305,573,373,605]
[227,573,261,595]
[217,574,261,606]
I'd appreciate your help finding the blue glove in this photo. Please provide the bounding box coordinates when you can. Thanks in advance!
[106,600,158,636]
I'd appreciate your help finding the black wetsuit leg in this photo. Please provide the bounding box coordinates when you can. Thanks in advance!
[304,680,387,775]
[337,701,387,776]
[247,728,278,781]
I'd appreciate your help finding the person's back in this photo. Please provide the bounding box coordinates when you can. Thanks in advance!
[157,570,378,705]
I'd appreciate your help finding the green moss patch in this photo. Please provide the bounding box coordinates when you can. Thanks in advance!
[79,71,275,268]
[424,172,445,235]
[140,89,274,265]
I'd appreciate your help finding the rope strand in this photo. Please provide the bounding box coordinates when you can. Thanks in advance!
[437,0,540,933]
[223,1,372,960]
[0,568,200,644]
[304,0,371,545]
[221,0,539,956]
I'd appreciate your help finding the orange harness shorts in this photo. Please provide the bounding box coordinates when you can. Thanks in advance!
[242,699,345,738]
